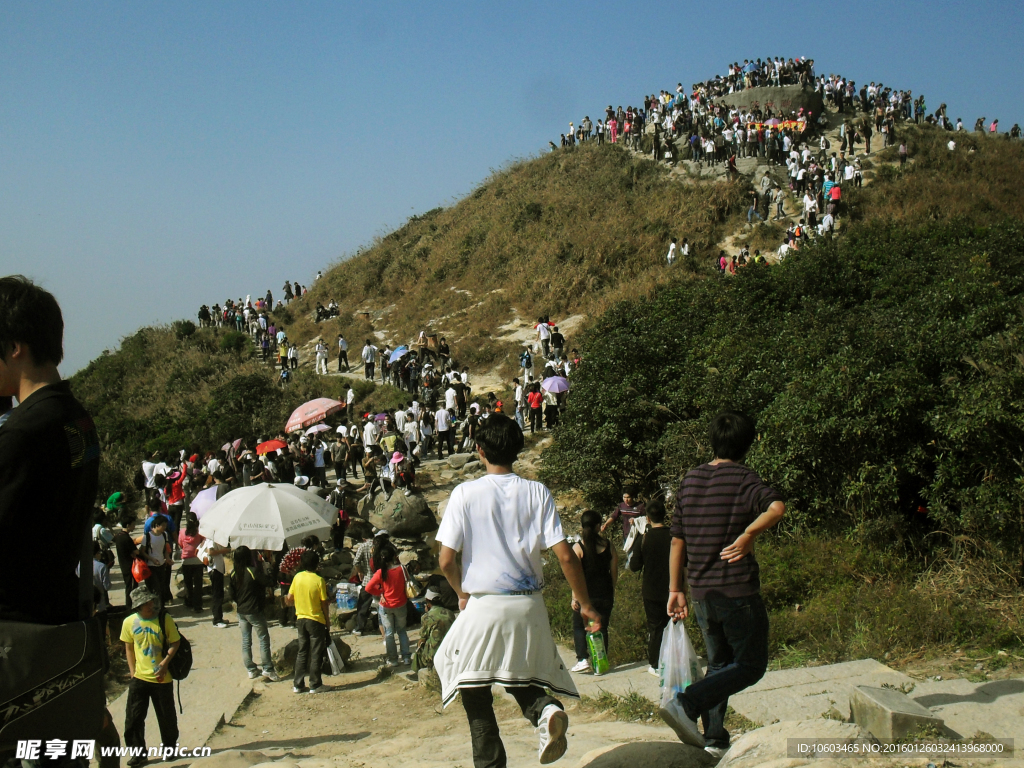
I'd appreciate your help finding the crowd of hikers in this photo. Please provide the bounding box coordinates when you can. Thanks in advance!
[560,57,1022,271]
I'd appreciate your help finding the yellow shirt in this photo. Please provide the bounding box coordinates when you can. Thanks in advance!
[289,570,328,624]
[120,612,180,684]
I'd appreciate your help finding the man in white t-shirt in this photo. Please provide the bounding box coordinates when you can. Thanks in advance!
[434,406,453,459]
[362,417,379,450]
[361,340,377,380]
[435,414,600,766]
[536,322,551,358]
[445,384,457,412]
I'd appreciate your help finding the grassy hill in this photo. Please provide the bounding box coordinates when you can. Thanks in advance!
[72,123,1024,505]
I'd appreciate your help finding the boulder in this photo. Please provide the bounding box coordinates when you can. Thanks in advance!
[718,85,825,122]
[329,549,353,568]
[577,742,717,768]
[717,719,871,768]
[347,518,373,541]
[461,460,482,473]
[436,496,450,519]
[272,639,299,674]
[356,494,374,520]
[368,492,438,537]
[447,454,472,469]
[398,550,421,568]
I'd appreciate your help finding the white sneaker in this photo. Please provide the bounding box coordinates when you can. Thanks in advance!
[213,622,228,628]
[570,659,590,673]
[247,669,260,679]
[537,704,568,764]
[648,666,659,677]
[262,670,282,682]
[659,697,705,747]
[705,746,727,759]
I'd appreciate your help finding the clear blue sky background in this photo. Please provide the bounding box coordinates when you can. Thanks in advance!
[2,1,1021,374]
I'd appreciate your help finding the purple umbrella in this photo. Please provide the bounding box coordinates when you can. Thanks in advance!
[189,485,221,519]
[542,376,570,393]
[374,413,388,421]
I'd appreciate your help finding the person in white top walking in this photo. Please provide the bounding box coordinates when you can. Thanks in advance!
[434,406,453,459]
[435,414,600,766]
[315,340,328,375]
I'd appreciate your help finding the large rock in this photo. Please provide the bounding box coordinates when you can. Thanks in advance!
[272,639,299,673]
[368,492,438,537]
[448,454,472,469]
[718,85,825,121]
[850,686,942,742]
[577,742,716,768]
[717,719,871,768]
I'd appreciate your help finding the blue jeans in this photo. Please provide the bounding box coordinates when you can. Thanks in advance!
[677,593,769,749]
[379,603,410,662]
[238,612,273,673]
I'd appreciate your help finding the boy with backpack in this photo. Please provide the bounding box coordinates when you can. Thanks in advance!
[120,584,182,765]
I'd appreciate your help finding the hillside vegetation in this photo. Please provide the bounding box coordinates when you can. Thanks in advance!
[278,145,746,365]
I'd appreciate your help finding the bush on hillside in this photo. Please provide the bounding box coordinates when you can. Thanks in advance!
[172,320,196,340]
[219,330,249,353]
[542,221,1024,571]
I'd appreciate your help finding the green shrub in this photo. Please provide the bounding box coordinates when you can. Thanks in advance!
[172,320,196,339]
[542,221,1024,569]
[219,330,249,353]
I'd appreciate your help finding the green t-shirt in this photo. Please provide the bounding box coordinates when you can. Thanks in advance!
[120,612,180,684]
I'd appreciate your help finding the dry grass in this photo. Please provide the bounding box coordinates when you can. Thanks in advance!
[279,143,747,367]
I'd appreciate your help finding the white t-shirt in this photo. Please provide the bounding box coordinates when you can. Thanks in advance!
[667,242,677,261]
[537,324,551,341]
[346,388,355,405]
[436,473,565,594]
[395,410,407,431]
[445,388,457,410]
[142,461,157,488]
[363,421,379,446]
[435,408,451,432]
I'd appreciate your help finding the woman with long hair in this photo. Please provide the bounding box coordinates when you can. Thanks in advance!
[365,539,412,667]
[570,509,618,674]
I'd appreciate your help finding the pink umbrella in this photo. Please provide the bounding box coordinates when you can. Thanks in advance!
[305,424,331,435]
[285,398,345,433]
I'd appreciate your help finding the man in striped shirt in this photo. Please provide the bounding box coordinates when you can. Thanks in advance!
[661,411,786,758]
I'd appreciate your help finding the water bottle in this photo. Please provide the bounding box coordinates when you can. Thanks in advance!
[335,584,345,610]
[587,630,610,676]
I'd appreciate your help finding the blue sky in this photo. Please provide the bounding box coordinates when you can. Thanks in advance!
[2,1,1020,374]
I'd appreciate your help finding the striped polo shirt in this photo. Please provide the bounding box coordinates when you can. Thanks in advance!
[670,462,782,601]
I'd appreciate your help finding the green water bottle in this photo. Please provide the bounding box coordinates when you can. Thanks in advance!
[587,630,610,676]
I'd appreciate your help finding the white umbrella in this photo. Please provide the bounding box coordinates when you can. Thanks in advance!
[305,423,331,435]
[197,483,336,550]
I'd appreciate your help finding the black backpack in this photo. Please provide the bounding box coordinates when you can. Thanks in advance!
[132,609,192,713]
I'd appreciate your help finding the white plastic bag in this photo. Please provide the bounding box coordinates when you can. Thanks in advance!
[658,619,704,709]
[325,637,346,675]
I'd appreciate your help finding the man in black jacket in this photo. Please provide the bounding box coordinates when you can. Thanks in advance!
[0,275,100,623]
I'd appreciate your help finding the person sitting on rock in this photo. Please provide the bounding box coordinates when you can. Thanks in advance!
[410,587,455,678]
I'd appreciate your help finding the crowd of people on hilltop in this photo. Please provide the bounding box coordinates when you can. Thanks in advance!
[561,57,1021,272]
